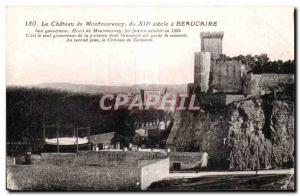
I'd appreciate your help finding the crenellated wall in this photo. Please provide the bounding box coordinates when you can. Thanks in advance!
[200,31,224,60]
[210,60,243,93]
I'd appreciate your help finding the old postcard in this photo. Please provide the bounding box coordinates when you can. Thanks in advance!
[6,6,295,191]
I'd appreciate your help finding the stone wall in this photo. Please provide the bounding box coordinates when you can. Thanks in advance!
[200,31,223,60]
[30,151,168,167]
[168,152,203,170]
[75,151,139,166]
[194,52,211,92]
[243,73,294,96]
[31,153,76,165]
[200,93,246,105]
[210,60,243,93]
[75,151,167,167]
[140,158,170,190]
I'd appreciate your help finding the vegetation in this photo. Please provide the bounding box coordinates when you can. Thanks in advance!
[6,87,171,154]
[7,165,140,191]
[219,54,295,74]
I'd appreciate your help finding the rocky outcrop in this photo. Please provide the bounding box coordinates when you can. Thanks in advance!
[269,101,294,168]
[166,97,294,170]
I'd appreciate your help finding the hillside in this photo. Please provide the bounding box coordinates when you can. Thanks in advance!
[24,83,187,95]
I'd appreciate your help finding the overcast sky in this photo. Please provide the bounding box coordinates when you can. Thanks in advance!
[7,6,294,86]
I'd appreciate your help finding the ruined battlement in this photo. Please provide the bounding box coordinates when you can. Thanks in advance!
[200,31,224,38]
[214,59,241,64]
[194,32,244,94]
[210,59,243,93]
[192,31,295,106]
[200,31,224,60]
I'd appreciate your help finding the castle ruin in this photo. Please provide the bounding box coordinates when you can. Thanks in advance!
[167,31,295,170]
[189,31,294,105]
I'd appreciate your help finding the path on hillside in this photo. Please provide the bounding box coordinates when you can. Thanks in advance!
[166,168,294,180]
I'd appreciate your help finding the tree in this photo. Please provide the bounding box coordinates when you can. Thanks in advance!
[252,54,270,73]
[230,53,294,74]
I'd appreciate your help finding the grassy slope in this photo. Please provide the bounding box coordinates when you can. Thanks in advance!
[7,165,140,191]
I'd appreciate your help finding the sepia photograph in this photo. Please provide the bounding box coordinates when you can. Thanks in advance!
[5,5,295,192]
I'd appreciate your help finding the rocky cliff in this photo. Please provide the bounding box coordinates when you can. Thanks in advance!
[166,96,294,170]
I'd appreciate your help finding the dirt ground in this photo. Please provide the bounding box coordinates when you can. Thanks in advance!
[148,174,295,191]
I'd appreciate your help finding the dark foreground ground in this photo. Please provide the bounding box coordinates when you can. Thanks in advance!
[148,174,295,191]
[7,161,294,191]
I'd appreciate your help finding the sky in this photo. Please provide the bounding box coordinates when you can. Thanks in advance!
[6,6,294,86]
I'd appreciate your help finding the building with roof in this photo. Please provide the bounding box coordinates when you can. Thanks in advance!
[89,132,118,150]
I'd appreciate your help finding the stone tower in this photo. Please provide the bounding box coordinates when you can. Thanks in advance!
[193,31,224,92]
[194,52,211,92]
[200,31,224,60]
